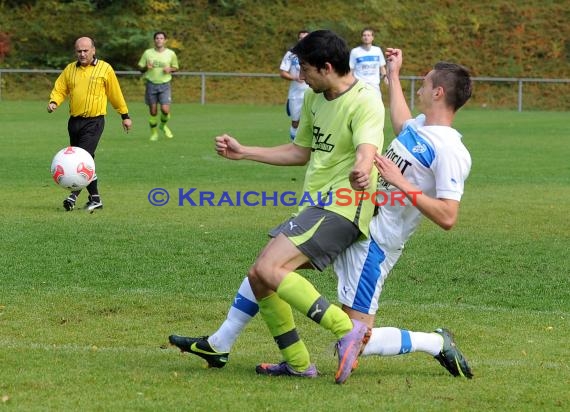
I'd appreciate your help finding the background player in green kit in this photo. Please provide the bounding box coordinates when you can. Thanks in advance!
[138,31,179,141]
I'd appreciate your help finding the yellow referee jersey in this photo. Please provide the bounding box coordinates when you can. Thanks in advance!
[49,58,129,118]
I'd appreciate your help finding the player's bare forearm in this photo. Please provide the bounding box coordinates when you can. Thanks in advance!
[215,134,310,165]
[279,70,295,81]
[242,143,310,166]
[400,183,460,230]
[349,143,378,190]
[385,48,412,135]
[375,154,459,230]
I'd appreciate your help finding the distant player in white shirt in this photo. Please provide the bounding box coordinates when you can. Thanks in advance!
[349,28,388,95]
[334,48,474,378]
[279,30,310,140]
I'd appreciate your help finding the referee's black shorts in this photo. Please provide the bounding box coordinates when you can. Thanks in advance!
[67,115,105,158]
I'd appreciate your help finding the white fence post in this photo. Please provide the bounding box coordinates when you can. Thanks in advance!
[518,79,523,112]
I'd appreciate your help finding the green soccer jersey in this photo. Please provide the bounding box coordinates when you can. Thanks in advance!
[138,48,179,84]
[295,80,384,237]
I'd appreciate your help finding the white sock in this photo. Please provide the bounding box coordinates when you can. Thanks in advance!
[361,327,443,357]
[289,126,297,140]
[208,277,258,353]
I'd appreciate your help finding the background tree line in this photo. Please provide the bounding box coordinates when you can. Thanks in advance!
[0,0,568,108]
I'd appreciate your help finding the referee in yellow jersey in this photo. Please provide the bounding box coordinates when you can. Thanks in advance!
[47,36,132,212]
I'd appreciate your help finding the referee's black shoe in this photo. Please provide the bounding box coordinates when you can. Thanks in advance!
[63,194,77,211]
[85,195,103,213]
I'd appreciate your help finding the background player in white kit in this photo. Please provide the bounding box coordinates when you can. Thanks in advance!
[170,46,474,379]
[349,27,388,95]
[279,30,309,140]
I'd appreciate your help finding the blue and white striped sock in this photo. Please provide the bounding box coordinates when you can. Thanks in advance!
[208,277,259,353]
[362,327,442,356]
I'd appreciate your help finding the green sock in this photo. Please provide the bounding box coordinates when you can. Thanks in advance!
[160,113,170,124]
[149,115,158,129]
[258,292,310,372]
[277,272,352,339]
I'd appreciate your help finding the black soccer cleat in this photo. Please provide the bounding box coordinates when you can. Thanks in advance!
[434,328,473,379]
[169,335,229,368]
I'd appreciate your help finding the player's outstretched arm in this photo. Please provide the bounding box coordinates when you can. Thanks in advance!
[215,134,245,160]
[385,48,412,135]
[215,134,310,165]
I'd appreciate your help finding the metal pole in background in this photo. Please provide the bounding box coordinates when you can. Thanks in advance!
[201,73,206,105]
[518,80,523,112]
[410,78,415,111]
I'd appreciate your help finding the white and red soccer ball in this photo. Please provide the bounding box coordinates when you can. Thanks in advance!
[50,146,95,190]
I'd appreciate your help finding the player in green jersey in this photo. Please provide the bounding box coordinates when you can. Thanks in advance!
[138,31,179,141]
[171,30,385,384]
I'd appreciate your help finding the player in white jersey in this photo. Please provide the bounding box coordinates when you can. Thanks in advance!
[169,47,475,379]
[279,30,310,140]
[349,28,388,95]
[335,117,471,314]
[334,48,474,378]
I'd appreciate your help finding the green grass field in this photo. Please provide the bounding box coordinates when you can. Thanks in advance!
[1,102,568,411]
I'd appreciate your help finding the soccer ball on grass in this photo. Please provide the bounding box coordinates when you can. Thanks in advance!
[50,146,95,190]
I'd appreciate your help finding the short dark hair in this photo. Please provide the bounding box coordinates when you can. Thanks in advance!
[154,31,167,39]
[432,62,473,111]
[291,30,350,75]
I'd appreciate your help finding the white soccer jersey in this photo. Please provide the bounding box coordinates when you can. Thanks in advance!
[334,114,471,314]
[280,50,309,99]
[372,114,472,251]
[349,45,386,91]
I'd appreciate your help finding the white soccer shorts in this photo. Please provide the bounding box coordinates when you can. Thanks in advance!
[286,98,304,121]
[334,236,402,315]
